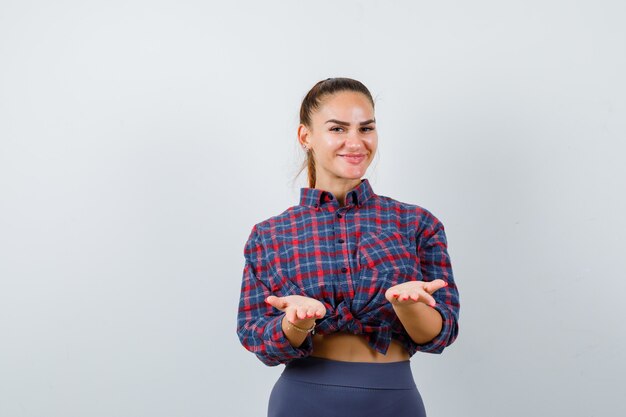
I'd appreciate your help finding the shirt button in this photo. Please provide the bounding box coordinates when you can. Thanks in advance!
[338,238,344,243]
[341,267,348,273]
[336,213,342,218]
[314,203,319,208]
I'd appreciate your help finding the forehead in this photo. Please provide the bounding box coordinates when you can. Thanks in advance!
[313,91,375,120]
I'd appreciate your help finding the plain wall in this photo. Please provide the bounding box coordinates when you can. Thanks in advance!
[1,1,625,416]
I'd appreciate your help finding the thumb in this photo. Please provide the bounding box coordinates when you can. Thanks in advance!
[424,279,448,294]
[265,295,287,310]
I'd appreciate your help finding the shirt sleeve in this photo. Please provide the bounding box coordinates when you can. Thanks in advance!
[411,212,460,354]
[236,225,314,366]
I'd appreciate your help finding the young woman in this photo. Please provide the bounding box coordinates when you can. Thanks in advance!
[236,77,460,417]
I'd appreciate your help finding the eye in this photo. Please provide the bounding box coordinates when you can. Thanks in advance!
[330,126,345,132]
[360,126,375,132]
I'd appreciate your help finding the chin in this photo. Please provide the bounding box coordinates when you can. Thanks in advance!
[338,171,366,179]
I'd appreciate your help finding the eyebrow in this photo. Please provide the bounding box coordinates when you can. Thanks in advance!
[325,118,376,126]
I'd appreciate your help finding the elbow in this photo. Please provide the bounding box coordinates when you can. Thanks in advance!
[435,320,459,353]
[255,352,282,367]
[236,318,299,367]
[413,317,459,355]
[236,328,282,367]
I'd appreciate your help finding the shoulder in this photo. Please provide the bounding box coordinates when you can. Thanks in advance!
[372,193,444,231]
[247,205,309,239]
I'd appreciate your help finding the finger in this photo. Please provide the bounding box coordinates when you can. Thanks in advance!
[296,306,308,320]
[423,279,447,294]
[386,291,399,302]
[305,306,316,318]
[385,288,399,302]
[417,288,437,307]
[265,295,286,310]
[285,307,297,323]
[397,289,435,306]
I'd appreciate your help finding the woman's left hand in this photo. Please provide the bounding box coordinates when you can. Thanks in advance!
[385,279,448,307]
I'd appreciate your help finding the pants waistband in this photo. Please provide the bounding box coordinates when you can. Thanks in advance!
[281,356,416,389]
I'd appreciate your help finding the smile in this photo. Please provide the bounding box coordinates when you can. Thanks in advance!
[339,154,366,164]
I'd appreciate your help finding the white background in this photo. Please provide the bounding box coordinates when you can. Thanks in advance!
[1,1,625,416]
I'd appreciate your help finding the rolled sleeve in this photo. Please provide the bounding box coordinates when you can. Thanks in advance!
[261,313,313,364]
[236,226,313,366]
[411,212,460,354]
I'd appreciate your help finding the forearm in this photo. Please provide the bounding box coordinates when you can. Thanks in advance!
[393,302,443,344]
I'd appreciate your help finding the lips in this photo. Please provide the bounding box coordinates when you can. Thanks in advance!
[339,154,366,164]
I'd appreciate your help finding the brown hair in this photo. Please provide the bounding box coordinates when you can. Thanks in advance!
[296,77,375,188]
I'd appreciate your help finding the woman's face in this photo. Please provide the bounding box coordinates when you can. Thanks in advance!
[299,91,378,186]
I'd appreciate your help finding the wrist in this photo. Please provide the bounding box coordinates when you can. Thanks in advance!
[390,300,429,310]
[286,317,316,333]
[281,315,315,348]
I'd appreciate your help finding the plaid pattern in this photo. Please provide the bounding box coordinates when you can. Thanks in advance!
[237,178,460,366]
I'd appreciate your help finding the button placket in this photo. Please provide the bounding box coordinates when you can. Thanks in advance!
[335,207,355,300]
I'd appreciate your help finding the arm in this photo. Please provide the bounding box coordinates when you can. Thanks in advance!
[264,295,325,348]
[386,214,460,353]
[390,292,445,344]
[236,226,315,366]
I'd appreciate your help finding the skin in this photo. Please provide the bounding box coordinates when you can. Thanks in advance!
[264,91,446,362]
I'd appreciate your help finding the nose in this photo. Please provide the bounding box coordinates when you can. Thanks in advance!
[345,130,364,150]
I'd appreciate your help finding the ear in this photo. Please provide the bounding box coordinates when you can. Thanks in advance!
[297,124,310,148]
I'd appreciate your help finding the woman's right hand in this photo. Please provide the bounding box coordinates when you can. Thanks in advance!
[265,295,326,324]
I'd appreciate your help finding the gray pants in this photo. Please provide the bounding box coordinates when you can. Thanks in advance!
[268,356,427,417]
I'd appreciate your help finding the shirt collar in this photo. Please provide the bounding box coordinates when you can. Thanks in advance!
[299,178,375,209]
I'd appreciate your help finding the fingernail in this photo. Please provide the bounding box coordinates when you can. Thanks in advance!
[392,293,399,298]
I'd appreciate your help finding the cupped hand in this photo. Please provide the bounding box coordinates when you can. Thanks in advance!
[265,295,326,324]
[385,279,448,307]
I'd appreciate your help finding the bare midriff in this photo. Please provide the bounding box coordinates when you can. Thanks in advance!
[311,332,410,363]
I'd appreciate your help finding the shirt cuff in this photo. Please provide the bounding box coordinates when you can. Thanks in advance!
[412,304,458,354]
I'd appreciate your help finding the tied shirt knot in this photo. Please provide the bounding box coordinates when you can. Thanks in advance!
[315,301,393,355]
